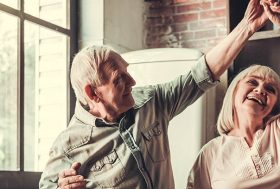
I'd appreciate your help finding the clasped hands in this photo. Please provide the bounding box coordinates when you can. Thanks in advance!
[261,0,280,25]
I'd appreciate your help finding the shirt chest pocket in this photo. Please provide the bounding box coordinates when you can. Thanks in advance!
[89,150,126,188]
[141,121,169,162]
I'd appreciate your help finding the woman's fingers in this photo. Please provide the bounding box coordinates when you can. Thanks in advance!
[262,1,280,25]
[271,5,280,13]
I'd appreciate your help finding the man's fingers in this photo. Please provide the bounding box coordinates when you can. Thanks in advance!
[262,1,280,25]
[58,162,81,179]
[58,175,86,188]
[262,1,273,14]
[58,168,78,178]
[271,5,280,13]
[262,0,279,6]
[71,162,81,171]
[59,181,86,189]
[262,0,280,13]
[57,162,84,189]
[263,2,278,19]
[60,175,84,185]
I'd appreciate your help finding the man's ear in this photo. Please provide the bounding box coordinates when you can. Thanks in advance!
[84,84,99,102]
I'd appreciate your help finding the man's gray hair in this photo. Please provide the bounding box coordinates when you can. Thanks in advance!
[70,46,111,105]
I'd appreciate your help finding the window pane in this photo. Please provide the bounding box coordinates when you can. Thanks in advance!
[0,0,18,9]
[0,12,18,170]
[24,0,69,29]
[24,21,69,171]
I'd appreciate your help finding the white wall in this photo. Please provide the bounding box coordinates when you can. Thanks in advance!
[104,0,144,52]
[79,0,104,48]
[79,0,144,52]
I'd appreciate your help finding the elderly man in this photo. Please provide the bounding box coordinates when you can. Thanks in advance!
[39,0,269,188]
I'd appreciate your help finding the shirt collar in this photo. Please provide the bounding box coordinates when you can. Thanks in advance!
[74,101,97,126]
[74,101,135,128]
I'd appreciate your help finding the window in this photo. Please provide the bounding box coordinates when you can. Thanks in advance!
[0,11,18,171]
[0,0,77,186]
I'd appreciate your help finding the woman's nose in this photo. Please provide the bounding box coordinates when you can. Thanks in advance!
[254,86,266,95]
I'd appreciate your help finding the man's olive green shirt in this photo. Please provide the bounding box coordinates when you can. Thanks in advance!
[39,55,218,189]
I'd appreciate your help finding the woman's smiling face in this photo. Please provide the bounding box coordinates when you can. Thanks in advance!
[233,75,279,120]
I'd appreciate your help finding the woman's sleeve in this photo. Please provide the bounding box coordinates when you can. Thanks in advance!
[187,149,212,189]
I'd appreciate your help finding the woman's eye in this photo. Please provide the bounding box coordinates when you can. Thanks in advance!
[247,79,258,85]
[265,85,277,94]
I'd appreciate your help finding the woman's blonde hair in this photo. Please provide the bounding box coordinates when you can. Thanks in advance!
[217,65,280,135]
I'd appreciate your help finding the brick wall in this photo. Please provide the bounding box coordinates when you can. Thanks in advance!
[144,0,228,53]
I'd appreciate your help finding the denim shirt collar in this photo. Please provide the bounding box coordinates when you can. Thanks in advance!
[75,101,97,126]
[132,85,155,109]
[74,86,154,127]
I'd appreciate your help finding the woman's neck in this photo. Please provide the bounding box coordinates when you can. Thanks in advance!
[229,114,264,147]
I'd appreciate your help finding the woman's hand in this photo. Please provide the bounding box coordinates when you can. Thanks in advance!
[243,0,269,33]
[261,0,280,26]
[57,162,87,189]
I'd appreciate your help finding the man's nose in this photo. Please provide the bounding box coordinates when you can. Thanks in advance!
[127,73,136,86]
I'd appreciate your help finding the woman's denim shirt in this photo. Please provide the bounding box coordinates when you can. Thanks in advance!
[39,55,218,189]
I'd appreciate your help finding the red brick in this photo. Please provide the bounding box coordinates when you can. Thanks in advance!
[180,31,195,40]
[173,13,198,23]
[162,35,180,44]
[146,42,167,48]
[146,17,164,26]
[189,18,226,30]
[195,29,216,39]
[207,37,224,47]
[147,25,173,35]
[145,34,160,44]
[149,7,174,17]
[176,2,211,13]
[145,0,228,51]
[147,1,173,9]
[173,0,202,4]
[200,9,226,19]
[174,0,192,4]
[172,23,188,32]
[213,0,227,9]
[146,35,181,48]
[217,28,228,36]
[181,36,225,53]
[182,39,207,49]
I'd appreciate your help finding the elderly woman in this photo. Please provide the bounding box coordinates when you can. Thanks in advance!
[187,65,280,189]
[187,1,280,188]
